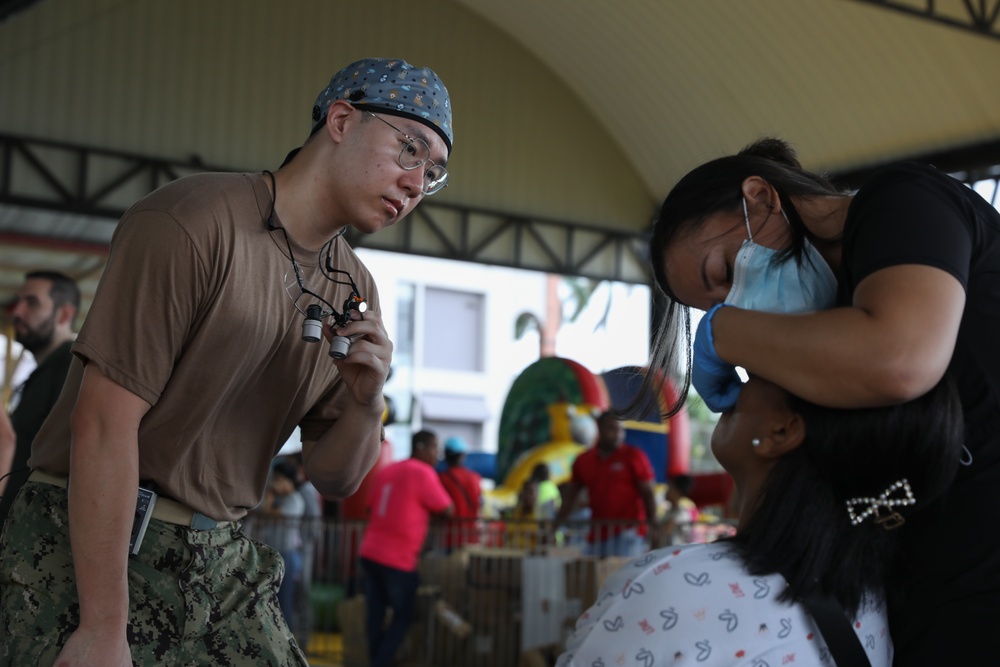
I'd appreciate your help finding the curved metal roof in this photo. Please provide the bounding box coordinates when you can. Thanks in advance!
[458,0,1000,192]
[2,0,1000,316]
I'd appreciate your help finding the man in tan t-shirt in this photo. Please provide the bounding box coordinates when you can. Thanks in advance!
[0,57,453,667]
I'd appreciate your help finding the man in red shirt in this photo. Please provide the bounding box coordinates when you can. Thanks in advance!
[555,411,658,557]
[438,436,482,551]
[359,430,453,667]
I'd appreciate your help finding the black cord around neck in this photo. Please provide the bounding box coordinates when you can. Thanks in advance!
[263,170,277,230]
[260,169,364,327]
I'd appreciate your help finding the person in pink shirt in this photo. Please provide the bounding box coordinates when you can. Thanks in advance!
[358,430,453,667]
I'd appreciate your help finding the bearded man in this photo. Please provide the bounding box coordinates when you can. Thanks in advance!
[0,270,79,528]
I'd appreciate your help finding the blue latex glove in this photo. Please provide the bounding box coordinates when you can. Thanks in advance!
[692,304,743,412]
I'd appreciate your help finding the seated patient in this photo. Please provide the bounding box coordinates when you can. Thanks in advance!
[558,375,962,666]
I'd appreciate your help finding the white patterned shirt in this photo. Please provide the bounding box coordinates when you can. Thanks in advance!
[558,541,892,667]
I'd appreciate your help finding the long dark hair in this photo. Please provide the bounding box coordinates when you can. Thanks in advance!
[639,138,848,418]
[732,374,963,614]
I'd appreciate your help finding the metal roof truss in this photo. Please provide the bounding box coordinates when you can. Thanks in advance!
[0,132,652,285]
[850,0,1000,42]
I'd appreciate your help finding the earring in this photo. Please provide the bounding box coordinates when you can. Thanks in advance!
[751,438,761,447]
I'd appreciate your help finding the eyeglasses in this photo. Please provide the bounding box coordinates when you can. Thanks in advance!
[367,112,449,195]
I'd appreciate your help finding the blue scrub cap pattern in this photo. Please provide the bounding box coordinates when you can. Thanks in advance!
[312,57,453,153]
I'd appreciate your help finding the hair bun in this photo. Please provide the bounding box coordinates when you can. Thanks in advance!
[738,137,803,170]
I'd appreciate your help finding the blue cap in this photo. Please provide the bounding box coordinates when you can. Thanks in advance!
[312,57,453,153]
[443,436,468,454]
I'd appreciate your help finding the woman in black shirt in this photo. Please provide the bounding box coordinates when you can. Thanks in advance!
[647,137,1000,666]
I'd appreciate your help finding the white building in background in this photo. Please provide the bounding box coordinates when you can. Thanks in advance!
[356,249,652,461]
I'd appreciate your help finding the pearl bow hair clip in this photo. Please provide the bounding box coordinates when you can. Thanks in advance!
[845,479,916,529]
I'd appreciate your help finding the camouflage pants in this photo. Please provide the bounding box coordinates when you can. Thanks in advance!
[0,481,309,667]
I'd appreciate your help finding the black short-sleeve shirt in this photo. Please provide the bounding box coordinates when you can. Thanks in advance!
[842,162,1000,469]
[841,162,1000,622]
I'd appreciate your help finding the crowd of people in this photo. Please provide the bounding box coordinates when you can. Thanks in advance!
[1,49,998,667]
[244,418,703,666]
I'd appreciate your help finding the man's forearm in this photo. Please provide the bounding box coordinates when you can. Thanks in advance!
[303,399,384,499]
[66,364,150,639]
[553,484,580,528]
[0,412,14,495]
[641,487,658,527]
[68,433,138,634]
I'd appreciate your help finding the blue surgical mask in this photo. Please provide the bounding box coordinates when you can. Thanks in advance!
[724,197,837,314]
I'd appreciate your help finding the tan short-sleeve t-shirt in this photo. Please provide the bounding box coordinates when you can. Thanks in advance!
[29,172,380,520]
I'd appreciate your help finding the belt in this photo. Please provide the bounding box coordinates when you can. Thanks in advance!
[28,469,230,531]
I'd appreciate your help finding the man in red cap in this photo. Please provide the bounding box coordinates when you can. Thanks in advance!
[438,436,483,550]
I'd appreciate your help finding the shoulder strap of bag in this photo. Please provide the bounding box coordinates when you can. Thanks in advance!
[799,589,874,667]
